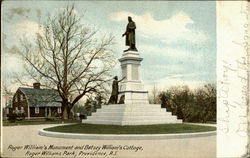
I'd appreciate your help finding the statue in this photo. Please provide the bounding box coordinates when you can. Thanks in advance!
[122,16,138,52]
[108,76,125,104]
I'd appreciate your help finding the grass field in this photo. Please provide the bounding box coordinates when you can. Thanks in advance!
[3,119,81,126]
[44,123,216,134]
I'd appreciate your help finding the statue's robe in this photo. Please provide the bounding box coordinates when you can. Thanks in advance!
[111,80,119,96]
[125,21,136,47]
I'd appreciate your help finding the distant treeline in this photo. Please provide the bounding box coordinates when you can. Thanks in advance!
[157,84,216,123]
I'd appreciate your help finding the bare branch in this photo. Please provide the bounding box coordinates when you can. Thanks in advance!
[15,5,115,119]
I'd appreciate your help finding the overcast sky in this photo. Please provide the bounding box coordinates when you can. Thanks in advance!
[2,1,216,91]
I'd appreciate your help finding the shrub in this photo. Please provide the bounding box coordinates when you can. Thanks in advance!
[16,112,25,121]
[7,113,17,123]
[158,84,216,123]
[79,114,87,120]
[45,117,55,121]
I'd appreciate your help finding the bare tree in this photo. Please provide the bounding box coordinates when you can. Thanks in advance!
[16,5,116,119]
[152,82,159,104]
[2,82,15,107]
[2,82,14,96]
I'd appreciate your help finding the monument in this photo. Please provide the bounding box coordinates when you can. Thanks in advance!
[82,17,182,125]
[122,16,137,52]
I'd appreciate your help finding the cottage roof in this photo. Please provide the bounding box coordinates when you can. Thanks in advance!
[18,87,62,107]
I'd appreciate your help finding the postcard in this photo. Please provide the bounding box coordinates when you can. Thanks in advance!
[1,1,249,158]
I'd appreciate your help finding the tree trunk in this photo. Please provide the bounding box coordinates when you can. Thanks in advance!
[62,102,74,120]
[62,102,69,120]
[68,111,73,119]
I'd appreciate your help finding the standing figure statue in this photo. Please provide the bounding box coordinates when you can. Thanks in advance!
[122,16,138,52]
[108,76,125,104]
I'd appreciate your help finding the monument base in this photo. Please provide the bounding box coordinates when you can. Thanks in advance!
[82,104,182,125]
[82,50,183,125]
[118,90,149,104]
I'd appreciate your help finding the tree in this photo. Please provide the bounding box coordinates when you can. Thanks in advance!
[159,92,166,108]
[2,82,15,107]
[16,5,116,119]
[2,82,14,96]
[93,93,105,110]
[194,84,216,123]
[159,91,171,111]
[84,98,94,116]
[158,84,216,123]
[71,102,87,116]
[83,93,106,116]
[152,82,159,104]
[148,82,160,104]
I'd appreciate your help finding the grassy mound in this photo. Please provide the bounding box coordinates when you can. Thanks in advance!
[44,123,216,134]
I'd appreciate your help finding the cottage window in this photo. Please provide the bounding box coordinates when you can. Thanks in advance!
[35,107,39,114]
[15,96,18,102]
[58,107,61,113]
[20,95,23,101]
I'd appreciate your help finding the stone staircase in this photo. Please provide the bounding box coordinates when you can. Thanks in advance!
[82,104,182,125]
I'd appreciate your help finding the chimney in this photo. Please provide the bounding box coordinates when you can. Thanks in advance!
[33,82,41,89]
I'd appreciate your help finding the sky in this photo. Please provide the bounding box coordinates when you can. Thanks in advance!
[1,1,216,92]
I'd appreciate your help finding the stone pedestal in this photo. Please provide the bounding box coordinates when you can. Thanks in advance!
[118,51,149,104]
[82,51,182,125]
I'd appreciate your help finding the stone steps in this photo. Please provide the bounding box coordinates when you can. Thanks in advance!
[86,115,177,121]
[82,103,182,125]
[91,112,173,117]
[97,108,166,113]
[101,104,162,108]
[83,119,182,125]
[97,105,166,113]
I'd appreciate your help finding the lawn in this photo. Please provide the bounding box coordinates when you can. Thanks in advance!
[3,119,81,126]
[44,123,216,134]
